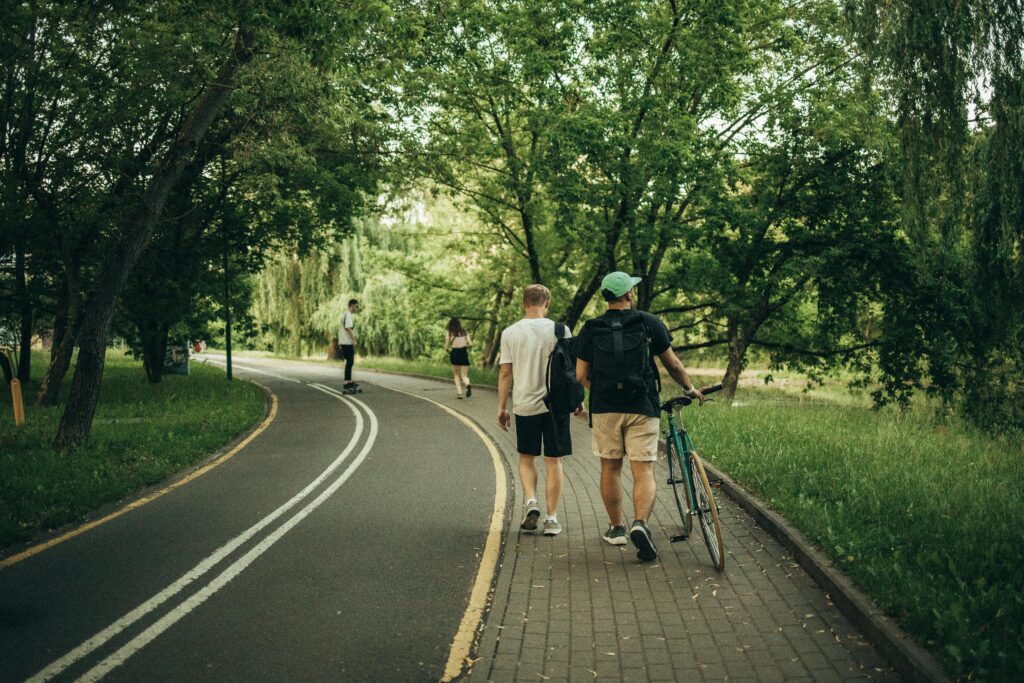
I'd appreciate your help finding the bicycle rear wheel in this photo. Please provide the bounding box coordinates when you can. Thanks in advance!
[690,452,725,570]
[666,438,693,537]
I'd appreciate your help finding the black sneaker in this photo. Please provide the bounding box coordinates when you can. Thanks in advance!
[465,384,472,398]
[520,500,540,532]
[629,520,658,562]
[602,525,628,546]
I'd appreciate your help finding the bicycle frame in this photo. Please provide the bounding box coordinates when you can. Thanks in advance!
[665,408,698,516]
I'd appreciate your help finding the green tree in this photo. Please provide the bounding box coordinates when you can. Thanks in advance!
[847,0,1024,431]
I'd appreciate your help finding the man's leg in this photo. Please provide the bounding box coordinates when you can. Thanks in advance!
[544,456,563,517]
[629,460,656,522]
[519,453,541,531]
[343,346,354,382]
[600,459,625,526]
[519,454,538,501]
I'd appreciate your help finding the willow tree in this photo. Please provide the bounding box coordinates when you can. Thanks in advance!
[846,1,1024,423]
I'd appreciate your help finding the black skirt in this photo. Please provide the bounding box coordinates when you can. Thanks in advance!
[449,348,470,366]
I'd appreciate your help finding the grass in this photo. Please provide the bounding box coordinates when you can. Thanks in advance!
[0,350,266,551]
[678,390,1024,680]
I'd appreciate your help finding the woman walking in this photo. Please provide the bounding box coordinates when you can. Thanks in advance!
[445,318,473,399]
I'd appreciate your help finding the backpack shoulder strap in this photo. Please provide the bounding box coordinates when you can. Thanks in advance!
[554,321,566,340]
[611,317,625,364]
[545,322,563,395]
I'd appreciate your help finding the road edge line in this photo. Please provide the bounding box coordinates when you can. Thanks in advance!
[0,384,278,571]
[379,385,508,682]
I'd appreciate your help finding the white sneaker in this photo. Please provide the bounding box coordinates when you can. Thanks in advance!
[543,517,562,536]
[520,499,540,532]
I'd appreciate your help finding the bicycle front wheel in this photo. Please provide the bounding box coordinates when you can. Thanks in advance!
[667,438,693,537]
[690,452,725,571]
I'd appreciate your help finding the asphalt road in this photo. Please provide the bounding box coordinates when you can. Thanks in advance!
[0,357,500,682]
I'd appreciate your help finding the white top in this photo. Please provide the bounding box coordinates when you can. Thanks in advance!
[339,311,355,345]
[499,317,571,416]
[446,332,471,349]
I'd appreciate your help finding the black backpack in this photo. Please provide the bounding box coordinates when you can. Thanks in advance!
[586,311,658,410]
[544,322,586,414]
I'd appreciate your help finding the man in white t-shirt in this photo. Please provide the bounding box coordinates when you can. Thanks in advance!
[498,284,578,537]
[339,298,358,389]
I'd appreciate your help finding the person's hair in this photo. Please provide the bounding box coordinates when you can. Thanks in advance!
[348,299,358,307]
[522,284,551,307]
[446,317,467,337]
[601,288,628,303]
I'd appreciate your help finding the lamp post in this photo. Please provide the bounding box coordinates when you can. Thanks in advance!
[223,234,232,381]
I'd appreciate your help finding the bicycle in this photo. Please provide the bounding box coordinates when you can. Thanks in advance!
[662,383,725,570]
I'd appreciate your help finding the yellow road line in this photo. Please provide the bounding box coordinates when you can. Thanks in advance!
[382,386,508,682]
[0,390,279,571]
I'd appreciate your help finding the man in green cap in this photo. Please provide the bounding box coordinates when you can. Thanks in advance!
[574,272,704,562]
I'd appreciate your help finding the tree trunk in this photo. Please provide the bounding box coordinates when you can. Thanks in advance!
[521,210,542,284]
[15,239,32,384]
[53,27,254,449]
[562,268,604,330]
[140,323,169,383]
[721,318,749,400]
[481,286,509,366]
[37,328,76,406]
[50,286,69,364]
[38,265,82,406]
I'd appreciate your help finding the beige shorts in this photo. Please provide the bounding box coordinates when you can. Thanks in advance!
[591,413,660,462]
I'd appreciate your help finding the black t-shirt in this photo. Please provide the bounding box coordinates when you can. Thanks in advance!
[576,309,673,417]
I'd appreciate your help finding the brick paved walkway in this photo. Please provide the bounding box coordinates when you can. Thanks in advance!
[358,370,898,682]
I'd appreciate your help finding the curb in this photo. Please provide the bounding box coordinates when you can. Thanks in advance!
[693,454,950,682]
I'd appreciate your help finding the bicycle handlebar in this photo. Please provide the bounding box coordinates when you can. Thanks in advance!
[659,383,723,412]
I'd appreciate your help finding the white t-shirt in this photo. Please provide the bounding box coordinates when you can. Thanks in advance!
[499,317,571,416]
[339,311,355,345]
[446,332,470,349]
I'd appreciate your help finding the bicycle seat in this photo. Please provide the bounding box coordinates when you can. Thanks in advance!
[660,395,694,411]
[659,384,724,412]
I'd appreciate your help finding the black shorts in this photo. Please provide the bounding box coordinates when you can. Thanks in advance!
[515,412,572,457]
[449,348,470,366]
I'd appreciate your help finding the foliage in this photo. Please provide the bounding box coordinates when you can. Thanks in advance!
[249,191,527,363]
[846,0,1024,426]
[0,351,265,550]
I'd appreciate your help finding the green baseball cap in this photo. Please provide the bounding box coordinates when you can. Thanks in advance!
[600,271,643,297]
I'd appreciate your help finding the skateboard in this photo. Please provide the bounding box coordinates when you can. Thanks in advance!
[342,382,362,394]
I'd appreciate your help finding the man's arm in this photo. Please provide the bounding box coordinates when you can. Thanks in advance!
[575,359,590,390]
[497,363,513,431]
[658,348,704,404]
